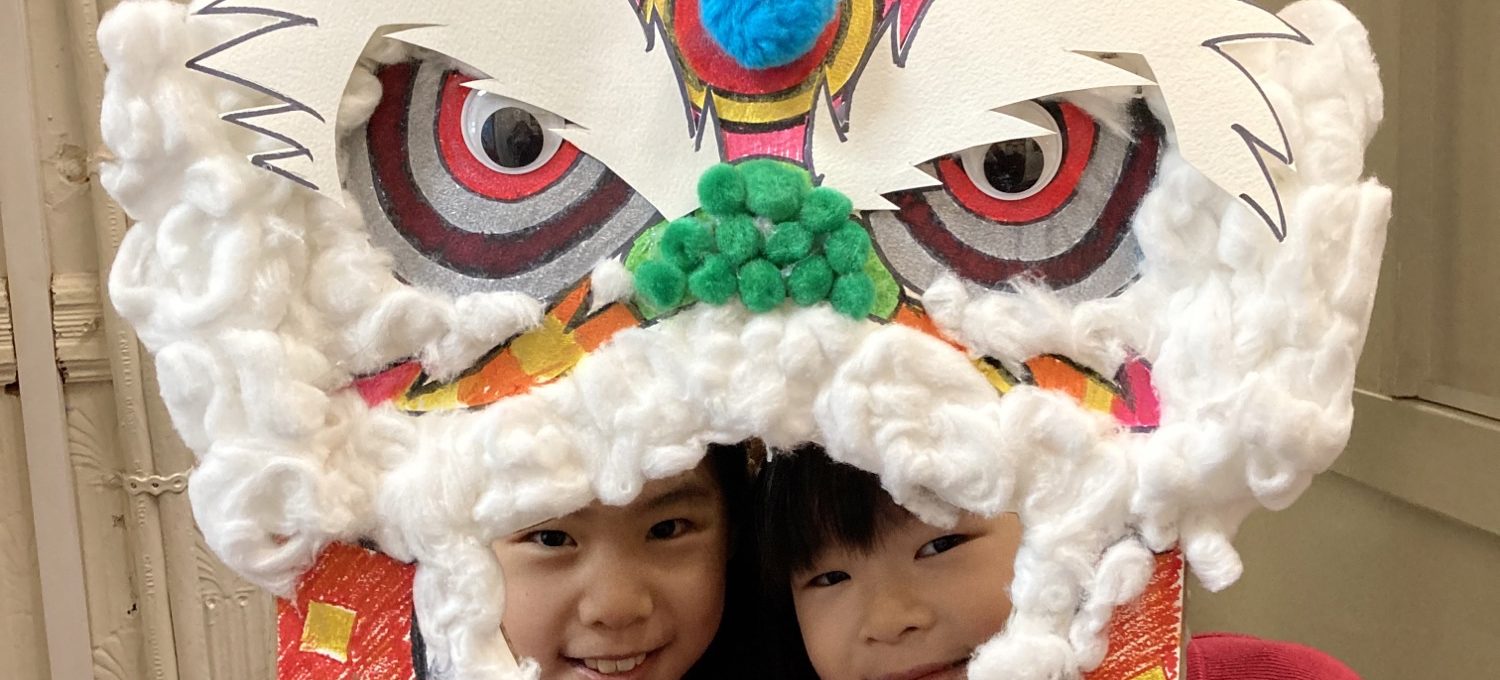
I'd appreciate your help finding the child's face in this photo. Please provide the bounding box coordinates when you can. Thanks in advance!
[790,511,1022,680]
[492,461,730,680]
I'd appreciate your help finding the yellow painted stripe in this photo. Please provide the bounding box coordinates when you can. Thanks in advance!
[974,359,1014,395]
[1083,378,1118,414]
[396,383,463,413]
[684,0,877,125]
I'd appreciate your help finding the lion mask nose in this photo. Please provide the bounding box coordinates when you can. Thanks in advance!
[633,160,877,319]
[700,0,840,69]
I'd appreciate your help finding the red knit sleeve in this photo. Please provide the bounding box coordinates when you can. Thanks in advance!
[1186,633,1360,680]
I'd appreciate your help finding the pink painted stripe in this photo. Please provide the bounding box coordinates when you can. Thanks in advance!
[723,124,808,162]
[353,362,422,407]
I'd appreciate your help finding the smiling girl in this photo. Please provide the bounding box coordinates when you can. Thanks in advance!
[754,445,1023,680]
[489,443,759,680]
[411,443,757,680]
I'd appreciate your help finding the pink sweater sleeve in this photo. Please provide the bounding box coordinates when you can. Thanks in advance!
[1187,633,1361,680]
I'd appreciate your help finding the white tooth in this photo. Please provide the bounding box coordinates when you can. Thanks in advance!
[600,659,619,674]
[617,656,638,672]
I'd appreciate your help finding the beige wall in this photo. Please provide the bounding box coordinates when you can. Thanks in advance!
[1188,471,1500,678]
[1,361,48,679]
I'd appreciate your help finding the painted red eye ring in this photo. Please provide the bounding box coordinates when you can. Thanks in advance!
[436,71,580,201]
[936,102,1097,225]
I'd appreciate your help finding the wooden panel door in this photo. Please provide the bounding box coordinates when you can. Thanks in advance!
[0,0,279,677]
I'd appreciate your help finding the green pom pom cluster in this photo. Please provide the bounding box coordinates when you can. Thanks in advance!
[633,161,878,319]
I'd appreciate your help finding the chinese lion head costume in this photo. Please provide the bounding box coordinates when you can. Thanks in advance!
[97,0,1389,678]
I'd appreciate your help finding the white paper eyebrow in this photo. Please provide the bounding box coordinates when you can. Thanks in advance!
[811,0,1306,239]
[388,1,723,219]
[187,0,718,219]
[189,0,1302,236]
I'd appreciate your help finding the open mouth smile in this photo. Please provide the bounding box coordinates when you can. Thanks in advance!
[565,647,662,679]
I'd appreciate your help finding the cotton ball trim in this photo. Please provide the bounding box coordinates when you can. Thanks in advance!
[588,258,637,314]
[98,1,548,591]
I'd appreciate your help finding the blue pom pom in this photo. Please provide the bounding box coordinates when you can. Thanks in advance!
[700,0,839,70]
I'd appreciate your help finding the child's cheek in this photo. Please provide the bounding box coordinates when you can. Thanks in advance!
[940,538,1017,644]
[495,564,573,672]
[652,535,729,676]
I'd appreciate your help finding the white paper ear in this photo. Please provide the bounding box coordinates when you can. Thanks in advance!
[811,0,1307,240]
[185,0,445,196]
[187,0,717,218]
[809,8,1151,211]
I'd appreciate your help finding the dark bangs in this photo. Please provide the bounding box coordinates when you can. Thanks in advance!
[753,444,910,587]
[750,444,912,680]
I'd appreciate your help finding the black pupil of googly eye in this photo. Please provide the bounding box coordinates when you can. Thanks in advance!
[983,138,1047,194]
[480,107,545,169]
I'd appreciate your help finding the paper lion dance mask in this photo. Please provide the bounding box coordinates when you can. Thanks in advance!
[98,0,1390,677]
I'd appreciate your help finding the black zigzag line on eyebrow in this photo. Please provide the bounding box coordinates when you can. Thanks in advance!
[187,0,325,122]
[1201,14,1313,243]
[885,0,938,67]
[187,0,326,190]
[632,0,727,153]
[226,105,320,191]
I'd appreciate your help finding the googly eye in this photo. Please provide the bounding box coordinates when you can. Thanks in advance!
[958,101,1063,201]
[461,88,565,175]
[349,62,659,303]
[871,99,1164,302]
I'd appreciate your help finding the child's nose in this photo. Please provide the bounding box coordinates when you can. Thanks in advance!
[576,562,655,630]
[859,585,937,644]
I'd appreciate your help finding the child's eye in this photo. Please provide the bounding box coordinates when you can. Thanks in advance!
[916,534,969,558]
[647,519,692,540]
[525,530,576,548]
[808,571,851,588]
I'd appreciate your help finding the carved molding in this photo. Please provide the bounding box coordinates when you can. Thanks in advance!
[0,280,13,385]
[123,471,191,497]
[52,272,111,384]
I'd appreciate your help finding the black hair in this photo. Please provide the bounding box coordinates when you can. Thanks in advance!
[751,443,913,680]
[412,441,763,679]
[681,440,762,680]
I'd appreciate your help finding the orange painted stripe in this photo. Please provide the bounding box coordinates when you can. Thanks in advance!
[892,303,964,350]
[456,350,536,407]
[1027,355,1088,402]
[1084,551,1184,680]
[573,303,640,353]
[551,281,590,324]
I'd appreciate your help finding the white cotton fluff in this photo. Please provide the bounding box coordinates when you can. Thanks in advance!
[97,0,1389,677]
[99,0,545,596]
[588,258,637,313]
[376,303,1053,673]
[923,2,1390,675]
